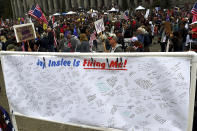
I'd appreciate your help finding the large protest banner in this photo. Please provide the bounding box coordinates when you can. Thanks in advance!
[13,23,37,43]
[94,19,105,34]
[1,52,196,131]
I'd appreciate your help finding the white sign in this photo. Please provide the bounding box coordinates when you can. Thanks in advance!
[144,9,150,19]
[13,23,37,43]
[94,19,105,34]
[2,55,191,131]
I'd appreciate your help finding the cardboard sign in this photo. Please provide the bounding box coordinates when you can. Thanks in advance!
[94,19,105,34]
[1,54,191,131]
[144,9,150,19]
[13,23,37,43]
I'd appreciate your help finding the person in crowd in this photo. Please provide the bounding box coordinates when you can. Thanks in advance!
[93,34,106,52]
[126,36,143,52]
[107,33,123,52]
[171,31,183,51]
[66,31,81,52]
[47,28,55,52]
[78,33,90,52]
[57,33,68,52]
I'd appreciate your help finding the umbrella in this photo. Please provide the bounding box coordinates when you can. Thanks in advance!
[87,9,98,14]
[108,8,118,12]
[135,6,145,10]
[53,13,61,16]
[62,12,67,15]
[66,11,77,15]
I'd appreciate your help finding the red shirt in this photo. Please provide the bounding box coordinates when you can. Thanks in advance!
[192,27,197,39]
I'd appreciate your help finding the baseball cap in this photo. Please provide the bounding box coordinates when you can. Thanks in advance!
[131,37,138,42]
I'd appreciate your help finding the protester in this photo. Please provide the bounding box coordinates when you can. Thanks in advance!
[78,33,90,52]
[107,33,123,52]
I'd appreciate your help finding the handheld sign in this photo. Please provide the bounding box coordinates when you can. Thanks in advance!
[144,9,150,19]
[94,18,105,34]
[13,23,37,43]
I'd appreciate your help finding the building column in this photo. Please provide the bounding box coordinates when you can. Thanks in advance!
[22,0,27,13]
[126,0,131,8]
[42,0,48,14]
[142,0,146,6]
[112,0,115,6]
[150,0,153,5]
[112,0,118,7]
[118,0,123,9]
[48,0,54,13]
[11,0,16,18]
[84,0,89,9]
[97,0,102,8]
[59,0,63,11]
[16,0,22,17]
[77,0,82,8]
[53,0,59,12]
[104,0,109,7]
[71,0,76,9]
[90,0,96,8]
[134,0,138,7]
[65,0,71,11]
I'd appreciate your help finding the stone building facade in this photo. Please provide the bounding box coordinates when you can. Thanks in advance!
[11,0,196,18]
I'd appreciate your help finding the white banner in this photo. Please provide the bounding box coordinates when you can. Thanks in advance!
[94,19,105,34]
[1,55,191,131]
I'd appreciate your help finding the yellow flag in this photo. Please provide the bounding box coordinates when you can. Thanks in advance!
[43,23,47,30]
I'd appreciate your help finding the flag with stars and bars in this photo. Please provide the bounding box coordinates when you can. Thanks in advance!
[28,4,48,24]
[191,2,197,22]
[0,106,15,131]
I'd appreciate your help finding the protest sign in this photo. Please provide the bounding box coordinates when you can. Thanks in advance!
[94,18,105,34]
[144,9,150,19]
[13,23,36,43]
[1,53,193,131]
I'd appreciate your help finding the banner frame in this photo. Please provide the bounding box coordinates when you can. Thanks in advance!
[0,51,196,131]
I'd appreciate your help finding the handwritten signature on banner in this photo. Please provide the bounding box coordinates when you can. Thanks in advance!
[36,58,128,71]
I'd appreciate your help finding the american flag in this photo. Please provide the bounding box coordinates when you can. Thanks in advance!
[191,2,197,22]
[0,106,15,131]
[28,4,48,24]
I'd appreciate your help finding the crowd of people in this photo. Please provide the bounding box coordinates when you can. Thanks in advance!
[0,7,197,53]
